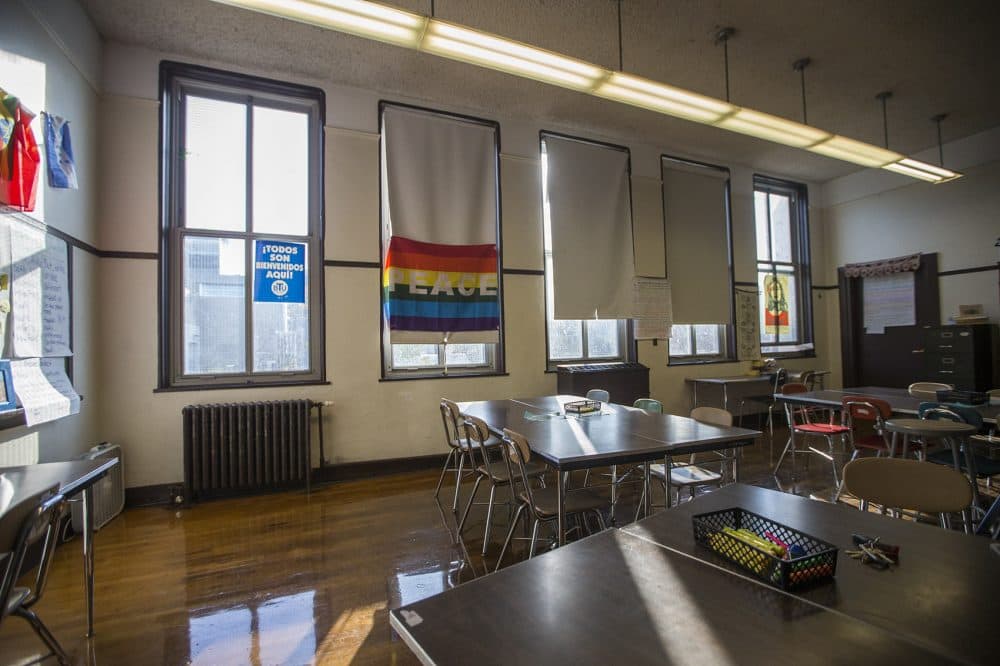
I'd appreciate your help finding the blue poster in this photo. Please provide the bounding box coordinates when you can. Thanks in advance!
[254,240,306,303]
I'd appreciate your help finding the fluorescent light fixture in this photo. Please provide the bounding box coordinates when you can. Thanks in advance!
[809,135,901,167]
[422,22,602,91]
[717,109,831,148]
[209,0,964,184]
[883,158,962,183]
[595,73,734,123]
[211,0,426,47]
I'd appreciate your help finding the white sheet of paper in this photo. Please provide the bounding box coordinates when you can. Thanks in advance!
[10,224,72,358]
[634,319,670,340]
[10,358,80,427]
[632,277,673,320]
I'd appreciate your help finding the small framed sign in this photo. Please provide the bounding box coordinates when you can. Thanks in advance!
[0,360,16,412]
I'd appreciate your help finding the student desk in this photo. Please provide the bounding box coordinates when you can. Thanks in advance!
[1,457,119,637]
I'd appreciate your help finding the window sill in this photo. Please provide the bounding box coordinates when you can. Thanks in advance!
[379,371,509,382]
[667,358,739,367]
[154,380,331,393]
[767,350,817,360]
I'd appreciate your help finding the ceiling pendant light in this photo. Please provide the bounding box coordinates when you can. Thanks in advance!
[209,0,963,183]
[882,111,962,183]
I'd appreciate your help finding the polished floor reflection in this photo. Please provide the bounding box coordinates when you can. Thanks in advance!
[1,428,992,664]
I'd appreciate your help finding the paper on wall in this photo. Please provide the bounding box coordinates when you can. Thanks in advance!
[634,319,671,341]
[10,224,71,357]
[863,272,915,335]
[632,277,673,319]
[10,357,80,427]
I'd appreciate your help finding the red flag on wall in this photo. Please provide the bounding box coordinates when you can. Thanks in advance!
[0,94,40,212]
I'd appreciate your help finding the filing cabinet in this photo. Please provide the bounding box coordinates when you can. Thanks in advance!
[923,324,999,391]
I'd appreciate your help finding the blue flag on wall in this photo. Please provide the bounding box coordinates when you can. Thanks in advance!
[43,113,78,189]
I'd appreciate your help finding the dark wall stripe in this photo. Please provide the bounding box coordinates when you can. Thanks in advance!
[733,280,756,287]
[325,259,381,269]
[100,250,159,260]
[938,264,999,277]
[812,285,839,290]
[503,268,544,276]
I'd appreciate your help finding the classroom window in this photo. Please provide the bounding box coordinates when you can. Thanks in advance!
[160,63,325,389]
[668,324,728,361]
[380,103,502,378]
[754,175,813,355]
[541,136,630,369]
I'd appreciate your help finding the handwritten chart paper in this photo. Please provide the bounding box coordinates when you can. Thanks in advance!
[10,358,80,427]
[735,289,762,361]
[10,225,71,357]
[863,272,915,334]
[633,277,673,340]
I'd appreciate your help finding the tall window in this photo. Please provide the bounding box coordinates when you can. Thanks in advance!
[160,63,325,389]
[668,324,728,361]
[754,175,813,355]
[380,103,502,378]
[541,135,629,368]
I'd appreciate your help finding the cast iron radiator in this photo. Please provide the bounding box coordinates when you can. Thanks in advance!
[182,400,312,502]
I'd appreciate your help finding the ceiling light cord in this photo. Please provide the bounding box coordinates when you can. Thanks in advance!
[617,0,624,71]
[715,27,735,103]
[876,91,892,149]
[792,58,810,124]
[932,113,948,166]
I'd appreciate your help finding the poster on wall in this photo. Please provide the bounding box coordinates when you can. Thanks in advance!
[253,240,306,303]
[735,288,761,361]
[762,273,791,337]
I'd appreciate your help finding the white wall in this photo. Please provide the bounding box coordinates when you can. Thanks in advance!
[819,127,1000,388]
[0,0,103,464]
[93,39,836,489]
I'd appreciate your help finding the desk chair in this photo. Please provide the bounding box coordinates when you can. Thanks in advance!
[632,398,662,413]
[435,398,500,512]
[737,368,787,451]
[0,488,69,665]
[646,407,731,511]
[833,396,893,501]
[457,416,547,555]
[907,381,952,400]
[496,429,606,570]
[774,383,850,485]
[842,457,973,529]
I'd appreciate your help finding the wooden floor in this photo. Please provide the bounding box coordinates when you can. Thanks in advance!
[2,430,993,665]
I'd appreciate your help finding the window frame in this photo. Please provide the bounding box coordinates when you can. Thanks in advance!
[668,324,730,363]
[539,131,634,372]
[378,101,506,380]
[753,174,814,358]
[158,61,326,390]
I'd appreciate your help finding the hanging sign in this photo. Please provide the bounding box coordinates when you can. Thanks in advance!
[253,240,306,303]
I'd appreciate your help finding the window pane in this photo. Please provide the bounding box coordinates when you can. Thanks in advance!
[445,344,487,366]
[392,344,440,368]
[769,193,792,262]
[548,319,583,360]
[753,191,770,261]
[669,325,692,356]
[185,96,246,231]
[694,325,720,355]
[586,320,619,358]
[253,106,309,235]
[183,237,246,374]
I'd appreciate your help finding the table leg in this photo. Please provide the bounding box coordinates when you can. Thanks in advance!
[643,462,651,518]
[82,486,95,637]
[722,385,729,413]
[557,471,565,547]
[664,455,673,509]
[733,446,741,483]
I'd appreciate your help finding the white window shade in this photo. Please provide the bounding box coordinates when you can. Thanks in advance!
[544,135,634,319]
[662,158,731,324]
[381,104,500,344]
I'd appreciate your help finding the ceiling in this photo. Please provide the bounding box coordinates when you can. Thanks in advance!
[78,0,1000,183]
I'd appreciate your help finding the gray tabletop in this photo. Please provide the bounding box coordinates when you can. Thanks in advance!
[0,458,118,517]
[885,418,978,435]
[685,374,774,385]
[392,524,951,665]
[776,386,1000,425]
[459,396,760,470]
[623,484,1000,665]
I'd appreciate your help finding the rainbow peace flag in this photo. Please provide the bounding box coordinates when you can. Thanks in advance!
[383,236,499,333]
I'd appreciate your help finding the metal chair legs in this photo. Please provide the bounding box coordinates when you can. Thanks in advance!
[456,475,484,535]
[528,519,541,559]
[496,504,525,572]
[434,448,456,498]
[452,450,467,512]
[482,485,497,556]
[14,608,69,666]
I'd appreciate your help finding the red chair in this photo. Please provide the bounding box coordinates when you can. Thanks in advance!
[833,396,893,500]
[773,383,851,485]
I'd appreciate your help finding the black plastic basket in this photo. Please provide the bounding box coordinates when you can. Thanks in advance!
[692,507,838,591]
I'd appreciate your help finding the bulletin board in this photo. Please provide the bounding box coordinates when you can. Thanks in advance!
[0,205,79,426]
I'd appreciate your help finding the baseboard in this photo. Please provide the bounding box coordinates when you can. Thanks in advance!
[124,454,449,507]
[312,453,448,484]
[125,483,177,508]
